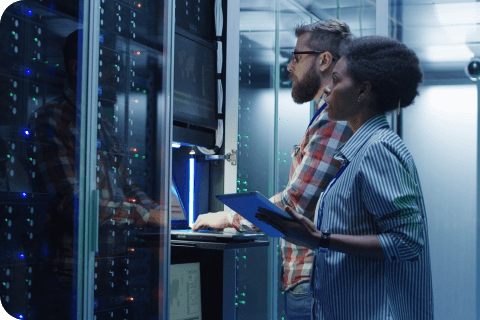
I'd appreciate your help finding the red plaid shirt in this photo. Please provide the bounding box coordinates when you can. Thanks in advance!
[29,89,159,276]
[231,100,353,290]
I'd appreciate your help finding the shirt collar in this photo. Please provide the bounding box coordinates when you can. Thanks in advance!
[334,114,390,163]
[315,93,326,109]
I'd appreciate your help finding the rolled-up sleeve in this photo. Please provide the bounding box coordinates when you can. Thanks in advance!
[360,142,425,262]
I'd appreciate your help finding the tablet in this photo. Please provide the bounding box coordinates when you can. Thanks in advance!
[215,191,293,237]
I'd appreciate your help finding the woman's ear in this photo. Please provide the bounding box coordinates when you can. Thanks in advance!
[318,52,335,72]
[357,81,372,103]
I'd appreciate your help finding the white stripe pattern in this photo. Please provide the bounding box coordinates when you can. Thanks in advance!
[313,114,433,319]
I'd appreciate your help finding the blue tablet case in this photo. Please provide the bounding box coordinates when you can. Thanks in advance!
[215,191,293,237]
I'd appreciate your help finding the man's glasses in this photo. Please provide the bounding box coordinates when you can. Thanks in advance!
[291,50,326,64]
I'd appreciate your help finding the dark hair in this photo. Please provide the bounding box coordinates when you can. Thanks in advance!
[63,30,80,84]
[294,19,353,61]
[344,36,423,113]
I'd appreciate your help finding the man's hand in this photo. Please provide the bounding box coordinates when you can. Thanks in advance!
[192,211,231,231]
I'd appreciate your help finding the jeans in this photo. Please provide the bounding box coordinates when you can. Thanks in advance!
[284,282,312,320]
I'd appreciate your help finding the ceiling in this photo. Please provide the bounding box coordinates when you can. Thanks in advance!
[239,0,480,81]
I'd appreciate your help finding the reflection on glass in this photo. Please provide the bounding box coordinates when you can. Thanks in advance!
[0,1,84,319]
[94,0,167,319]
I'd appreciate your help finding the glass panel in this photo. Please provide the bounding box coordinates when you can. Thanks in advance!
[237,5,276,196]
[0,1,85,319]
[390,1,478,319]
[93,0,168,319]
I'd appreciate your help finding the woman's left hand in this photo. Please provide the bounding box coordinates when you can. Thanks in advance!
[255,206,322,250]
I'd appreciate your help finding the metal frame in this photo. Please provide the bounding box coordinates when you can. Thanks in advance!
[224,0,240,196]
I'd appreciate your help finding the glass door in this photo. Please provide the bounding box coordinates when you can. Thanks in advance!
[90,0,171,319]
[0,0,87,319]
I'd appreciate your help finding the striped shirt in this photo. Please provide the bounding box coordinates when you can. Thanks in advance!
[312,114,433,319]
[231,98,353,290]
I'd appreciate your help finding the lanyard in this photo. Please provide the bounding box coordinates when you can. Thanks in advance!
[308,102,327,129]
[316,161,349,230]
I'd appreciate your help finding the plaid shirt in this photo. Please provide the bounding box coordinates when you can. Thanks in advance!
[231,99,353,291]
[29,89,159,276]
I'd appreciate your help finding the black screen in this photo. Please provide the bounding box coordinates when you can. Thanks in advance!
[173,33,217,130]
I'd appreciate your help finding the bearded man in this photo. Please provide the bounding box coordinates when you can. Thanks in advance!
[193,20,353,319]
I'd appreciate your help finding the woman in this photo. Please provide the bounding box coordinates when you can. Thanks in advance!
[258,36,433,319]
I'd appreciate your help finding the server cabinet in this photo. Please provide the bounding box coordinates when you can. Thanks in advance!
[0,0,172,319]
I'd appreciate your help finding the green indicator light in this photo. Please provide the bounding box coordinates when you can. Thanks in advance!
[241,293,246,296]
[112,167,115,170]
[136,88,140,91]
[32,98,36,101]
[114,64,118,68]
[7,155,10,159]
[235,295,238,299]
[4,219,7,222]
[143,172,147,176]
[245,136,248,138]
[242,189,247,192]
[235,303,238,306]
[238,134,241,137]
[236,187,240,191]
[10,93,13,97]
[27,219,30,222]
[237,180,240,183]
[246,107,250,110]
[135,154,139,158]
[34,38,38,42]
[283,152,287,155]
[242,181,247,185]
[143,90,147,93]
[277,158,280,161]
[32,58,36,60]
[242,256,246,259]
[45,61,48,64]
[142,156,145,159]
[240,301,245,304]
[11,31,15,35]
[283,159,287,163]
[236,256,239,260]
[244,144,247,147]
[278,118,281,120]
[55,64,60,67]
[2,283,5,286]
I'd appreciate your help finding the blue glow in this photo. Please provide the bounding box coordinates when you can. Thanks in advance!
[27,9,33,16]
[21,192,27,198]
[19,254,25,259]
[25,69,32,75]
[189,157,195,226]
[18,315,23,319]
[24,130,30,136]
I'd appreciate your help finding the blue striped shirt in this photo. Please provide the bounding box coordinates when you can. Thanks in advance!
[312,114,433,320]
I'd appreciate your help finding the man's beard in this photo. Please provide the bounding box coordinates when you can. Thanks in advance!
[290,67,321,104]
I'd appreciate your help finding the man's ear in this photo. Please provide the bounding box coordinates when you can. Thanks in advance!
[318,52,334,72]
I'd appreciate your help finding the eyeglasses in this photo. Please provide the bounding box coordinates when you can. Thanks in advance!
[291,50,326,64]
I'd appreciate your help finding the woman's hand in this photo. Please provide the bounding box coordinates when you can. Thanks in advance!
[255,206,322,250]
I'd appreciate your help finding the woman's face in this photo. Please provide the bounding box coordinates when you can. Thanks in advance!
[324,57,362,121]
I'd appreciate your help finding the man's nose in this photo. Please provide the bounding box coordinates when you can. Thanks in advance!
[287,59,294,73]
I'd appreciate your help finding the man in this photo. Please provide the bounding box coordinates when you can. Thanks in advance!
[193,19,353,319]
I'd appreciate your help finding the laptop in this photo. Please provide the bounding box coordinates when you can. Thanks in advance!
[169,179,265,242]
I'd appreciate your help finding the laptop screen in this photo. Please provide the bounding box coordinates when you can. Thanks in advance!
[171,178,189,228]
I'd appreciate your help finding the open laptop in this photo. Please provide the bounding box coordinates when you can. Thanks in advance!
[170,179,265,242]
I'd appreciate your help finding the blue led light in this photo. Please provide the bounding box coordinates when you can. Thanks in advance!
[189,155,195,227]
[27,9,33,16]
[25,69,32,75]
[24,130,30,136]
[18,315,24,319]
[19,254,25,259]
[21,192,27,198]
